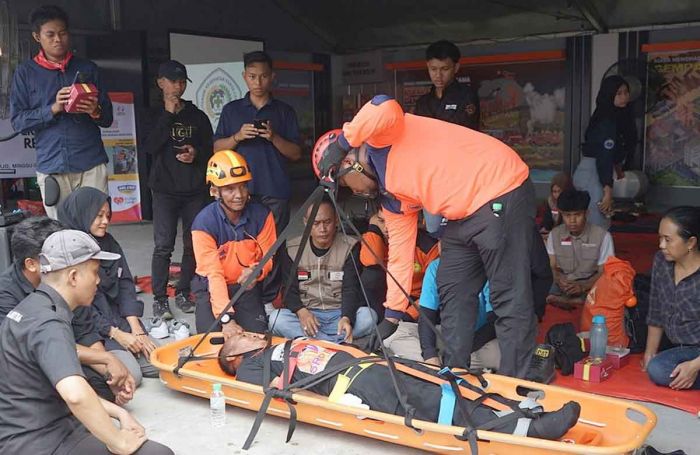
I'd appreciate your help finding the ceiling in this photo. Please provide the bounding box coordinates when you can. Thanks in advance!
[274,0,700,53]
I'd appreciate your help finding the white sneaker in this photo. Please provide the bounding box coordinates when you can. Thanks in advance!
[169,320,191,341]
[147,317,169,339]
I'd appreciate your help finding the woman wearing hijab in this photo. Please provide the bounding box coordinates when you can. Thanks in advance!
[573,75,637,229]
[58,187,158,379]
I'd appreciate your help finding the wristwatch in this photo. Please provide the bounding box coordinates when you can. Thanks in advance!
[220,313,235,324]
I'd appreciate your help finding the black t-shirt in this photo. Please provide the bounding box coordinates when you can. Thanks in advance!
[0,284,85,454]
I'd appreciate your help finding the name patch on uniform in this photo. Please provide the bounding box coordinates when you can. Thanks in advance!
[328,271,344,281]
[298,270,310,281]
[582,243,598,248]
[6,310,22,323]
[445,104,457,110]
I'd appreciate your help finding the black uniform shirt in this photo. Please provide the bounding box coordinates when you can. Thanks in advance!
[414,80,480,130]
[0,283,85,454]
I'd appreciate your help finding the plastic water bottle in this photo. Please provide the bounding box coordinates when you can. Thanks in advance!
[589,315,608,360]
[210,383,226,427]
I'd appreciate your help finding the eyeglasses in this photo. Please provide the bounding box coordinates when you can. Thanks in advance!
[234,231,264,268]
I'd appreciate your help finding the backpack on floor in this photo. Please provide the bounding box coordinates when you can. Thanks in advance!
[626,273,651,353]
[580,257,638,348]
[545,323,586,376]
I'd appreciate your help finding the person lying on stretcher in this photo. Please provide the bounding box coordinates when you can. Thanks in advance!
[218,332,581,440]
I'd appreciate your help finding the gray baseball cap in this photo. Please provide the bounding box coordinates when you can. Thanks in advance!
[39,230,121,273]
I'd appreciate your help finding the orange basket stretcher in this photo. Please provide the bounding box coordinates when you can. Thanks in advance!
[151,334,656,455]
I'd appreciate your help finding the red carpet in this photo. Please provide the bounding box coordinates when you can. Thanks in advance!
[552,353,700,415]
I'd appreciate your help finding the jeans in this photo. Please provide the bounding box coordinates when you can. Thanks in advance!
[423,209,444,236]
[573,157,610,230]
[646,345,700,390]
[151,191,208,299]
[269,307,377,343]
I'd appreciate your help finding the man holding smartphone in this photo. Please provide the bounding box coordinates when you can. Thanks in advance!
[10,5,113,219]
[141,60,213,320]
[213,51,302,306]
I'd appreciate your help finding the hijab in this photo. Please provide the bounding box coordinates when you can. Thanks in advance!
[58,187,121,298]
[589,75,637,153]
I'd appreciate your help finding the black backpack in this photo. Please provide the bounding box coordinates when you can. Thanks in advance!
[626,273,651,353]
[545,323,586,376]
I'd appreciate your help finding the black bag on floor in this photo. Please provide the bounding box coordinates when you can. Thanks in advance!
[626,274,651,353]
[545,323,586,376]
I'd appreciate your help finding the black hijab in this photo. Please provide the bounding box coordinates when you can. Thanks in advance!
[589,75,637,154]
[58,187,122,298]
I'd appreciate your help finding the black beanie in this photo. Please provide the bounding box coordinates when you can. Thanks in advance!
[557,189,591,212]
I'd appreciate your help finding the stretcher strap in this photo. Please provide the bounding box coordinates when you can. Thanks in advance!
[243,342,298,450]
[328,362,374,403]
[438,383,458,425]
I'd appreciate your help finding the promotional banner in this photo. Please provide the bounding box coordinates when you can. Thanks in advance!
[181,62,245,131]
[0,119,37,178]
[101,92,142,222]
[645,49,700,187]
[396,59,567,182]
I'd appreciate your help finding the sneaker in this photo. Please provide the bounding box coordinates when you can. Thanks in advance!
[169,319,191,341]
[174,292,195,314]
[153,297,173,320]
[525,344,556,384]
[146,317,169,339]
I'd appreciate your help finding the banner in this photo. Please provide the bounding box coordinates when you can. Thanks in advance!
[645,49,700,187]
[181,62,245,132]
[396,59,567,182]
[0,119,37,178]
[102,92,141,222]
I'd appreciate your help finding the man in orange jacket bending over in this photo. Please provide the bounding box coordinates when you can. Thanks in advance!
[313,95,536,378]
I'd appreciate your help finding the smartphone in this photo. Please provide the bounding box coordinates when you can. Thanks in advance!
[253,119,268,130]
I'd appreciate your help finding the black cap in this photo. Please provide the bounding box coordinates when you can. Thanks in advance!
[158,60,191,82]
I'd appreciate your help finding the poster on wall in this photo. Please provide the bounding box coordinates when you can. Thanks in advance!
[0,119,37,178]
[645,50,700,187]
[101,92,142,223]
[181,62,245,132]
[396,59,567,182]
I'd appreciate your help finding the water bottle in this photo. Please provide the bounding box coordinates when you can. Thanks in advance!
[210,383,226,427]
[589,315,608,360]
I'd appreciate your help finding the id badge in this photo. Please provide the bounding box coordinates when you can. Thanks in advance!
[328,271,344,281]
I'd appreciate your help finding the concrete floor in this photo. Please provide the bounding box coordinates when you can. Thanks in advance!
[109,221,697,454]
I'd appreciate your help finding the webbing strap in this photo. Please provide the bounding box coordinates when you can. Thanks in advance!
[438,382,457,425]
[328,362,374,403]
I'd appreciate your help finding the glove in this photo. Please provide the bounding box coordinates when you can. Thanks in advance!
[317,136,348,178]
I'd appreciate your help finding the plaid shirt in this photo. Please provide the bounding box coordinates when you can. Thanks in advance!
[648,251,700,345]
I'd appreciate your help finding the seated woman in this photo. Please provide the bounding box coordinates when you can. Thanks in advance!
[538,172,572,234]
[642,206,700,390]
[59,187,158,379]
[218,331,581,441]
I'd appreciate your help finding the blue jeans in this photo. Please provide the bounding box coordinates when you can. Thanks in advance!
[646,346,700,390]
[269,307,377,343]
[423,209,444,235]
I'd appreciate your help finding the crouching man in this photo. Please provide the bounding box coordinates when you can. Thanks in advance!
[0,230,172,454]
[269,196,376,343]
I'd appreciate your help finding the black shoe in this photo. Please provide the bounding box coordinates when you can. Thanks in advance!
[153,297,173,320]
[527,401,581,440]
[525,344,556,384]
[174,292,195,314]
